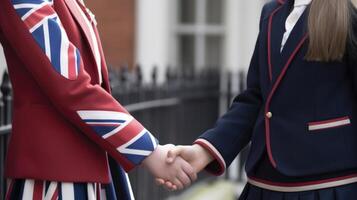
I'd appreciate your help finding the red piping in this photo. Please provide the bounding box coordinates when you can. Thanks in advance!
[265,35,308,168]
[194,140,226,176]
[267,6,283,81]
[308,116,350,126]
[277,0,285,4]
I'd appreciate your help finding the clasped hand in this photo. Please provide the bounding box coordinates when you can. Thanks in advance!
[142,144,213,191]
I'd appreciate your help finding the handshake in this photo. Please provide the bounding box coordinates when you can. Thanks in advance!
[142,144,214,191]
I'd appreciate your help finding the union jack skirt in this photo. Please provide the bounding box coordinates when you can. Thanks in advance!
[5,179,119,200]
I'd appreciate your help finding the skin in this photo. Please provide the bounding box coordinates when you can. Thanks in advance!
[155,144,214,191]
[141,144,198,190]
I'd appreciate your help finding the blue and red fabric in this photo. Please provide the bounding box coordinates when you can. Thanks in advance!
[5,179,122,200]
[77,110,159,166]
[12,0,81,80]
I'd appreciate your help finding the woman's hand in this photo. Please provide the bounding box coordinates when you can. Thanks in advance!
[155,144,213,190]
[142,144,198,190]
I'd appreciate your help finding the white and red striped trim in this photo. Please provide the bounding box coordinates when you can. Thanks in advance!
[248,174,357,192]
[308,116,351,131]
[45,182,59,200]
[194,139,226,176]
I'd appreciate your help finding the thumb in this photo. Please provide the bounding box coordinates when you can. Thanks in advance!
[166,146,184,164]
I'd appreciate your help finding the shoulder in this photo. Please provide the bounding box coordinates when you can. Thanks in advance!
[259,0,283,29]
[260,0,283,21]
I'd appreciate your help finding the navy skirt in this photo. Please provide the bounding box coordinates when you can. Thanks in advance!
[239,183,357,200]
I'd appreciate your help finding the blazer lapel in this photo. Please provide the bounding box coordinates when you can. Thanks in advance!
[269,1,292,82]
[93,26,112,92]
[63,0,102,84]
[267,0,309,84]
[280,6,309,67]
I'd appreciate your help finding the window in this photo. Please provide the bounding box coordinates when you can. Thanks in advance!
[179,0,196,24]
[179,35,195,71]
[206,0,223,24]
[176,0,225,71]
[205,35,222,68]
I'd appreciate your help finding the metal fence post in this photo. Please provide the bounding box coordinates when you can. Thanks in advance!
[1,72,12,125]
[0,71,11,200]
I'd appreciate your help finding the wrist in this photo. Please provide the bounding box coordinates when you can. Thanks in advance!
[192,144,214,170]
[141,144,161,169]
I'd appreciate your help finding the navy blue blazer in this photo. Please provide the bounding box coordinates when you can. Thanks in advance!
[195,0,357,177]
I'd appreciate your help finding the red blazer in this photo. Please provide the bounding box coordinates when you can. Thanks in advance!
[0,0,158,183]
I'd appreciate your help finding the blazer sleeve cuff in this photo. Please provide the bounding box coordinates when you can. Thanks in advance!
[194,139,226,176]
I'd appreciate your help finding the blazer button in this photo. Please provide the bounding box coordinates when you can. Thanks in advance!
[266,112,273,119]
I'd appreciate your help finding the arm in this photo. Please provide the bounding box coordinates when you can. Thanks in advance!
[0,0,154,172]
[195,35,263,176]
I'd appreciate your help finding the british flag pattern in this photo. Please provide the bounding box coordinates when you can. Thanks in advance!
[12,0,81,80]
[78,110,159,166]
[5,179,122,200]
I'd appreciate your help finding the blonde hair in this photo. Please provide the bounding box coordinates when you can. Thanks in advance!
[306,0,357,61]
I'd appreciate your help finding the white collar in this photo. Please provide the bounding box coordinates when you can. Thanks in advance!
[294,0,312,7]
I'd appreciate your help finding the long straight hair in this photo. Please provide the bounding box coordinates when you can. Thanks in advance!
[306,0,357,62]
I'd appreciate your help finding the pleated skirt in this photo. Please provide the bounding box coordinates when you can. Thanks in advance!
[5,179,120,200]
[239,182,357,200]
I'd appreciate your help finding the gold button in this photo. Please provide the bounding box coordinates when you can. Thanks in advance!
[266,112,273,119]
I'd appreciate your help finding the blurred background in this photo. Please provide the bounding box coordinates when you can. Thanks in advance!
[0,0,268,199]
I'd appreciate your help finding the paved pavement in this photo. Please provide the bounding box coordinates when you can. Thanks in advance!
[167,180,246,200]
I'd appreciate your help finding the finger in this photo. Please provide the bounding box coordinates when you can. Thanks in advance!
[177,171,191,187]
[164,181,176,191]
[172,178,184,190]
[155,178,165,186]
[167,146,184,163]
[181,161,198,182]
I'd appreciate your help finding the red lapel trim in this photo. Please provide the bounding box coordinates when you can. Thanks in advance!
[63,0,97,64]
[267,5,284,82]
[93,26,111,92]
[277,0,285,4]
[265,34,308,168]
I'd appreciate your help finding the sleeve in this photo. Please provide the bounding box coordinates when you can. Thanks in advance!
[193,4,271,176]
[0,0,157,172]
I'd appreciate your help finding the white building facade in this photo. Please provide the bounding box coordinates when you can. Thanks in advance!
[135,0,267,82]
